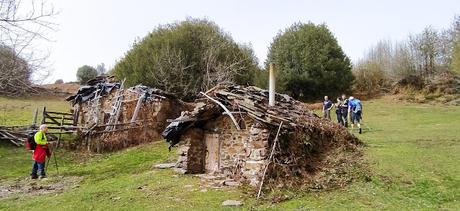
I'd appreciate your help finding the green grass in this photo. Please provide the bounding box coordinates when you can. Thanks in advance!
[0,96,459,210]
[0,96,70,125]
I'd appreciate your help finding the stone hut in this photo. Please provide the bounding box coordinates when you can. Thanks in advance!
[67,76,187,152]
[162,84,362,187]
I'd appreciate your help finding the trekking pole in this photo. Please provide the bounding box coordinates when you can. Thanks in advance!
[53,151,60,176]
[45,156,50,171]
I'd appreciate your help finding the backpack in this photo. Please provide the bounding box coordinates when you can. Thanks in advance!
[354,100,362,112]
[25,132,37,150]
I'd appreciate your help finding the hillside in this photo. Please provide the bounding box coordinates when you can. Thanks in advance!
[39,82,81,95]
[0,96,459,210]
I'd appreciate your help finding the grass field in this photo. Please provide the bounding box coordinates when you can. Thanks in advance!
[0,96,459,210]
[0,96,70,126]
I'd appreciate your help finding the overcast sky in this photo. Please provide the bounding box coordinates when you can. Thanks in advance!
[43,0,460,83]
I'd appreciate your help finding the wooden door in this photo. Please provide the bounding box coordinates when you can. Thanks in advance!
[205,133,220,174]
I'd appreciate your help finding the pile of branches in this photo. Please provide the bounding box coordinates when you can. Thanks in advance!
[164,83,360,146]
[163,83,365,189]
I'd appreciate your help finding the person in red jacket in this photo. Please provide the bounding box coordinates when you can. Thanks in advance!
[30,124,51,179]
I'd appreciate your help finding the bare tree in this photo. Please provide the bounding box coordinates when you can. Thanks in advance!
[0,0,57,96]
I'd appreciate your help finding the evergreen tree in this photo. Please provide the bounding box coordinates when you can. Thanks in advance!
[266,22,353,100]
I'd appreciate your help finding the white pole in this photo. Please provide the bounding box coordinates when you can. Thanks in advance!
[269,63,276,107]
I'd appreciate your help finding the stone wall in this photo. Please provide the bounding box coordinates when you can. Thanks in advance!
[76,89,183,152]
[176,128,205,174]
[240,122,270,186]
[176,115,271,186]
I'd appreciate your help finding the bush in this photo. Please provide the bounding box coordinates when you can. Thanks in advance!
[54,79,64,84]
[113,18,260,101]
[76,65,98,84]
[265,22,354,100]
[353,61,390,97]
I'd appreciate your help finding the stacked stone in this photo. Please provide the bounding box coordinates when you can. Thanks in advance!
[240,123,270,186]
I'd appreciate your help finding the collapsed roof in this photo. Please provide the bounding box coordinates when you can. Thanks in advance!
[162,83,356,147]
[65,76,175,105]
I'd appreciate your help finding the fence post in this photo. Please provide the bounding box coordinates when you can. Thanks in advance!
[41,107,47,124]
[32,108,38,129]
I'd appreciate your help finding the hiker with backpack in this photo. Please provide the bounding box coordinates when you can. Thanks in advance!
[29,124,51,179]
[348,96,363,134]
[322,96,334,120]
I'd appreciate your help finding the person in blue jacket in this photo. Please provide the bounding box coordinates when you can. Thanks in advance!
[348,96,363,134]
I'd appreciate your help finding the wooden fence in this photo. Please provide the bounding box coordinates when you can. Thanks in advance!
[0,107,80,146]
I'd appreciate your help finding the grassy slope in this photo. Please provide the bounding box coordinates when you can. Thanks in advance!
[0,97,70,179]
[278,97,460,210]
[0,96,70,125]
[0,96,459,210]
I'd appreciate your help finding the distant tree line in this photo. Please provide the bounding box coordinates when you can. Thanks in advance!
[354,16,460,96]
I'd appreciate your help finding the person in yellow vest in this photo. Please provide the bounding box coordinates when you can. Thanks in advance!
[30,124,51,179]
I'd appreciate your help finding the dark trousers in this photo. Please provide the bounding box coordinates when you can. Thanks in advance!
[31,161,46,176]
[341,109,348,127]
[336,110,344,125]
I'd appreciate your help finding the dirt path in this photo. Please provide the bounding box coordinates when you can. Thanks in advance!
[0,176,82,199]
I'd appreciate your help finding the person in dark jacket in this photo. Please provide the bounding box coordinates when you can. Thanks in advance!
[340,94,349,127]
[30,124,51,179]
[335,97,344,126]
[322,96,334,120]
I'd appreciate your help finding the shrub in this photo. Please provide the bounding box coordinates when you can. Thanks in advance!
[113,18,260,101]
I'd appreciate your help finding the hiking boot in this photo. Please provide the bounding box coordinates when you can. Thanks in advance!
[39,175,47,179]
[359,128,362,134]
[31,174,38,179]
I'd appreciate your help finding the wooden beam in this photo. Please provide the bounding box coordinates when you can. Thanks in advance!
[44,121,74,126]
[32,108,38,128]
[46,116,74,121]
[45,111,73,116]
[44,113,61,125]
[200,92,241,130]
